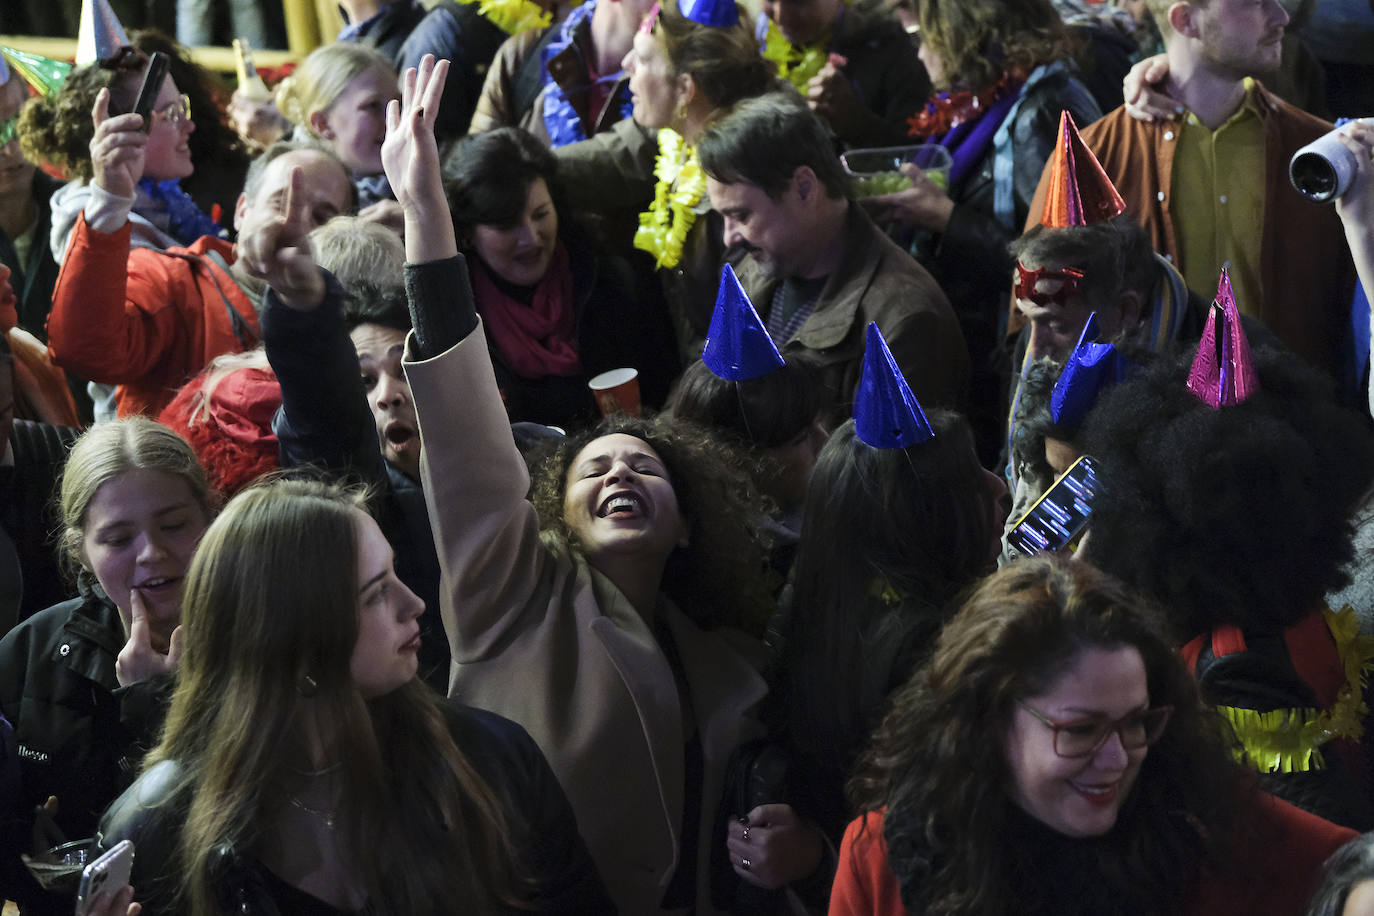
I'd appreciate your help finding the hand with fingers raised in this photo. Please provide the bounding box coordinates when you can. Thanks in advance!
[235,165,326,311]
[90,88,149,200]
[115,588,183,687]
[382,55,457,265]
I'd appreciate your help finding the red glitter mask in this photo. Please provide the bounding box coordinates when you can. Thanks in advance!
[1015,261,1086,307]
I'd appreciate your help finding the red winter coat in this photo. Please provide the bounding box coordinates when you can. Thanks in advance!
[47,214,258,419]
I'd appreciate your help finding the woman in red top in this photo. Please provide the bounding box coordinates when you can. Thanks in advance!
[831,557,1356,916]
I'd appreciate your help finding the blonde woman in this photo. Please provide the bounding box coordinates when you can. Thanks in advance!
[276,43,401,216]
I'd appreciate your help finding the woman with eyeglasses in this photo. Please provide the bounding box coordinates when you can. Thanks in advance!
[19,34,242,262]
[19,32,247,422]
[831,556,1358,916]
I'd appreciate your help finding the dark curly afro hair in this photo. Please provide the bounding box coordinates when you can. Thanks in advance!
[1079,343,1374,639]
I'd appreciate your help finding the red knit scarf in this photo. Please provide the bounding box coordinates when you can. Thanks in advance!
[471,241,582,379]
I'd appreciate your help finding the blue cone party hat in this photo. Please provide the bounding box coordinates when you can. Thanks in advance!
[679,0,739,27]
[702,264,785,381]
[0,53,9,85]
[77,0,132,66]
[854,322,935,449]
[1186,266,1259,408]
[1049,313,1131,431]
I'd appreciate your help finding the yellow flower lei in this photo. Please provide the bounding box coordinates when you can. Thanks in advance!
[634,128,706,270]
[462,0,554,36]
[1217,606,1374,774]
[761,18,828,94]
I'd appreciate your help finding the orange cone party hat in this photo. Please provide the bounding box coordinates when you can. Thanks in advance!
[1039,111,1126,228]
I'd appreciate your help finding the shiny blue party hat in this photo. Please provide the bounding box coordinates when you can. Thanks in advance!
[854,322,934,449]
[1049,313,1130,430]
[679,0,739,27]
[702,264,785,381]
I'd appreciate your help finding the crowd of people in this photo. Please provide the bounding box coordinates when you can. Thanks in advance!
[1,0,1373,913]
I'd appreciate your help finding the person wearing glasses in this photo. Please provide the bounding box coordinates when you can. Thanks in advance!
[42,123,355,418]
[18,33,254,421]
[831,557,1358,916]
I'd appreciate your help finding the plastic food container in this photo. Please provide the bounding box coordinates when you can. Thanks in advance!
[841,143,953,197]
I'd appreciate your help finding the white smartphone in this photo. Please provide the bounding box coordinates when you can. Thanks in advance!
[75,839,135,916]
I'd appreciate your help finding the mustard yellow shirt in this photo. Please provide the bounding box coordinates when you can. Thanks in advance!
[1171,78,1267,315]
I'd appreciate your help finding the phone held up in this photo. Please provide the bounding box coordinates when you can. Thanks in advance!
[1007,455,1097,557]
[75,839,135,916]
[130,52,170,132]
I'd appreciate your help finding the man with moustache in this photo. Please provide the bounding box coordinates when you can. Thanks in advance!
[698,92,969,426]
[1024,0,1355,386]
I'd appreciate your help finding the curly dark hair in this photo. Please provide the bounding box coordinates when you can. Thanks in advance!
[527,415,776,635]
[848,556,1256,916]
[18,29,248,183]
[1079,343,1374,638]
[18,53,142,181]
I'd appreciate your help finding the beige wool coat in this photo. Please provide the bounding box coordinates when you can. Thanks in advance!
[405,328,768,915]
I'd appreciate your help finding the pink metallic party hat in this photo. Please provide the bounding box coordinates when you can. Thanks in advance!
[1186,267,1259,408]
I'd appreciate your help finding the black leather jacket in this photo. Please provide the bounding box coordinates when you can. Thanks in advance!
[98,704,614,914]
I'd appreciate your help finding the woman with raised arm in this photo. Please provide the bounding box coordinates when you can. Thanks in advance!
[389,57,795,914]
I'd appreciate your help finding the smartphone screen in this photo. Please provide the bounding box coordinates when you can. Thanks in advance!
[1007,455,1098,556]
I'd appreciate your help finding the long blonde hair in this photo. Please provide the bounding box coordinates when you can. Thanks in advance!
[146,478,521,915]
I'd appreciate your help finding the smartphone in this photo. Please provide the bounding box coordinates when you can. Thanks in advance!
[1007,455,1098,556]
[75,839,135,915]
[131,52,170,130]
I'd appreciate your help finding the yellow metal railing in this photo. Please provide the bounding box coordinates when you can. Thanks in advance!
[1,0,350,76]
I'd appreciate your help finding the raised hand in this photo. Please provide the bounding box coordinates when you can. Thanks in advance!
[115,588,182,687]
[89,88,148,199]
[235,164,326,310]
[381,55,456,264]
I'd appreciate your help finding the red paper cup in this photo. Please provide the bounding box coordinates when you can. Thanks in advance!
[588,368,641,417]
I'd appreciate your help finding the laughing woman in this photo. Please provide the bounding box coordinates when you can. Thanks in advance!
[832,557,1358,916]
[442,127,677,426]
[387,58,786,913]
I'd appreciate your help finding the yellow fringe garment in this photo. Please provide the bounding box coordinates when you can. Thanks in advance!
[633,128,706,270]
[760,19,828,95]
[1218,606,1374,774]
[462,0,554,36]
